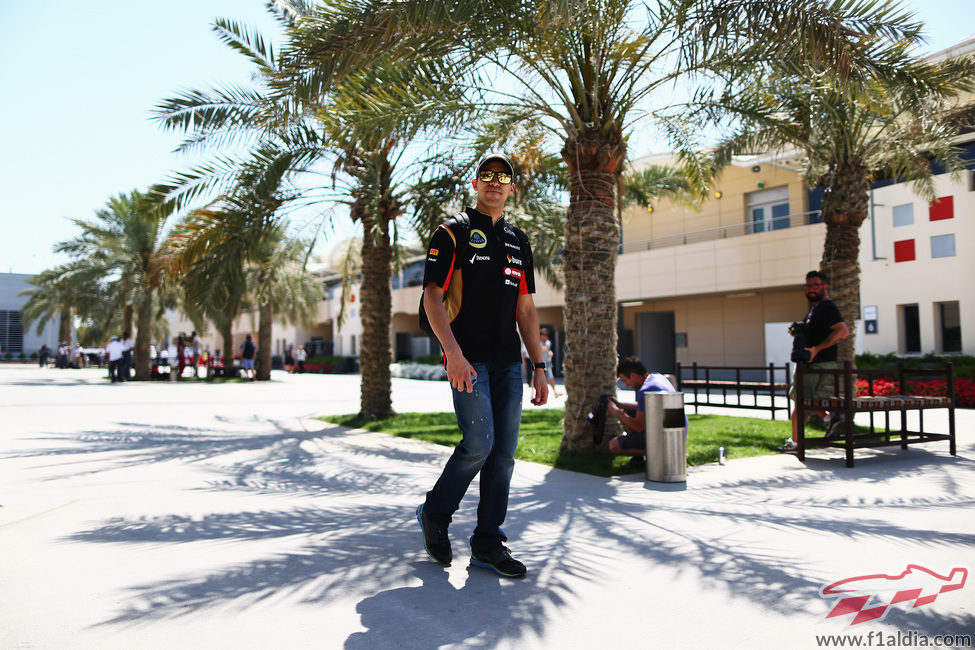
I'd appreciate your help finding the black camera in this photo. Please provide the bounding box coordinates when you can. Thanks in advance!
[588,394,614,445]
[789,321,810,362]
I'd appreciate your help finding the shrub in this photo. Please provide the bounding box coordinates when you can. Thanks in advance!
[391,362,447,381]
[413,353,443,365]
[856,377,975,408]
[856,353,975,379]
[307,354,344,365]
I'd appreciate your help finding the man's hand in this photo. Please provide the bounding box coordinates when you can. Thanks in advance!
[445,354,476,393]
[805,346,819,363]
[530,370,549,406]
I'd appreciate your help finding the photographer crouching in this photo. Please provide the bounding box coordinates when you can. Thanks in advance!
[605,356,681,471]
[781,270,850,452]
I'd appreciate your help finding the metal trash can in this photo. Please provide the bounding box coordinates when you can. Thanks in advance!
[645,391,687,482]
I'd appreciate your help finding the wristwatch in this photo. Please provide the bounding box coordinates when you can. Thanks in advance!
[533,362,546,370]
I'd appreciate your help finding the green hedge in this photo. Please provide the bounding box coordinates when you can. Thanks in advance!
[856,353,975,378]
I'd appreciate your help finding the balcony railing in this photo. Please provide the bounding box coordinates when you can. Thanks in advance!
[620,210,823,254]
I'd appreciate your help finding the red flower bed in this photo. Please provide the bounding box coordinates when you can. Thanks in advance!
[856,377,975,408]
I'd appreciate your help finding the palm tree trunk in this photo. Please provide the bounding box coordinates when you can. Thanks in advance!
[58,307,72,345]
[559,128,626,451]
[257,301,273,381]
[357,212,394,420]
[220,317,234,367]
[134,295,153,380]
[820,162,869,364]
[123,304,134,338]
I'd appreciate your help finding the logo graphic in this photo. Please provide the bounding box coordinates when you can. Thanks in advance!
[469,229,487,249]
[504,241,520,250]
[506,254,522,265]
[821,565,968,626]
[429,248,439,257]
[504,267,523,279]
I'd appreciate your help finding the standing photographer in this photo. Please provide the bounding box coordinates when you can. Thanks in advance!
[781,270,850,451]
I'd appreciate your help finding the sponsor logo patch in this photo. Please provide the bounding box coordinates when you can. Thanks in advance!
[504,241,520,250]
[504,267,523,278]
[429,248,439,256]
[469,229,487,249]
[506,254,522,265]
[505,278,519,287]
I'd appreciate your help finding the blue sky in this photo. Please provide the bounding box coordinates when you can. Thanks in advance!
[2,0,972,275]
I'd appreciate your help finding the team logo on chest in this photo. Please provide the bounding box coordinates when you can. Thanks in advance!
[469,229,487,249]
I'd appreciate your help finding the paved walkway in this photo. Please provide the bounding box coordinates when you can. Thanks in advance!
[1,364,973,649]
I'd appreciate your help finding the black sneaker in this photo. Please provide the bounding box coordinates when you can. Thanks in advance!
[416,504,451,565]
[470,543,527,578]
[625,455,645,471]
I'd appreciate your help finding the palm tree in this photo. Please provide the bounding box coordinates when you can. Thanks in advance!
[161,143,317,381]
[18,264,90,346]
[156,8,485,417]
[53,190,169,379]
[287,0,920,450]
[710,45,975,361]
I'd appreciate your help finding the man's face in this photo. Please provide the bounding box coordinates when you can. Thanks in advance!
[619,372,643,391]
[804,278,828,303]
[473,161,513,212]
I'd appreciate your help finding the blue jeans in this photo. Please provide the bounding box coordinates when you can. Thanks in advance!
[424,361,523,549]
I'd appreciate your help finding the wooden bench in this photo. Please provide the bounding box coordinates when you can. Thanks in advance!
[796,361,956,467]
[677,362,791,419]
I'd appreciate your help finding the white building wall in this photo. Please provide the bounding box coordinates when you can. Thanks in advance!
[860,172,974,356]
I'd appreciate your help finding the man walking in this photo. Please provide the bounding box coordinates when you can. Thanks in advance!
[782,270,849,451]
[416,152,548,578]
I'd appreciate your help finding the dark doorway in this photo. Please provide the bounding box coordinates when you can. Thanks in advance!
[637,311,676,374]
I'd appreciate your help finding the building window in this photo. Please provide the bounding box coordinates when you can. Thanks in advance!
[900,304,921,354]
[937,301,962,354]
[929,196,954,221]
[675,332,687,348]
[0,310,24,354]
[930,234,956,259]
[893,239,916,263]
[892,203,914,227]
[746,186,790,233]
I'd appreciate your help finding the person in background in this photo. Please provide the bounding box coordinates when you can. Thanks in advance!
[781,270,849,452]
[106,336,124,383]
[240,334,257,379]
[606,356,682,471]
[539,328,562,397]
[120,331,134,381]
[191,331,202,378]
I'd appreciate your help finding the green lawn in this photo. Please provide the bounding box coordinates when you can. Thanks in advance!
[320,409,800,477]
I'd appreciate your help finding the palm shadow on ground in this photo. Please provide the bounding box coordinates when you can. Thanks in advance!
[15,416,972,646]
